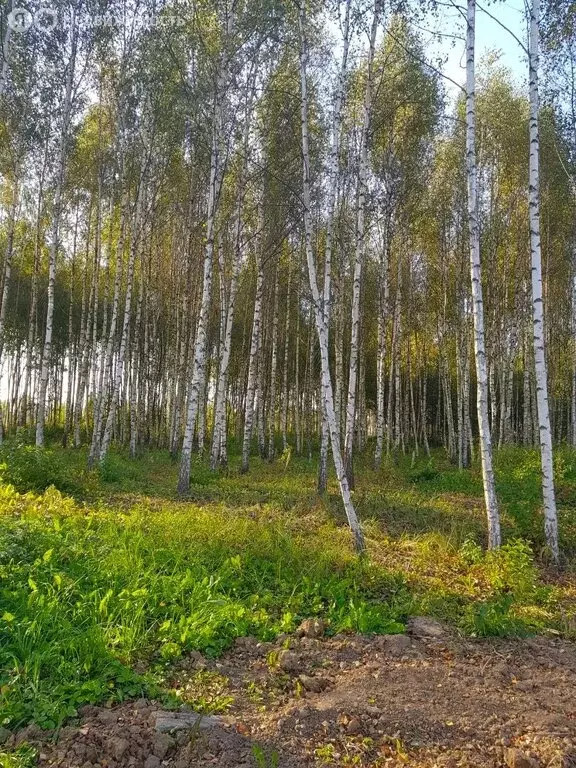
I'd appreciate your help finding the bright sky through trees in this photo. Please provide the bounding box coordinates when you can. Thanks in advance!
[434,1,527,95]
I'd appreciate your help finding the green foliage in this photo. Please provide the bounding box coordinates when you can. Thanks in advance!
[0,443,82,495]
[0,445,572,733]
[0,480,406,729]
[0,745,37,768]
[252,744,280,768]
[408,463,440,483]
[459,541,550,636]
[169,670,234,713]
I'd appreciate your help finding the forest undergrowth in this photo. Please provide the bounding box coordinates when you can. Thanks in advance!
[0,441,576,760]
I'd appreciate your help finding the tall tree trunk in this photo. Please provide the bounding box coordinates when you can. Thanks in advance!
[178,49,228,492]
[240,247,264,473]
[298,1,364,552]
[0,173,19,365]
[73,204,94,447]
[36,15,78,446]
[0,6,11,100]
[267,265,280,461]
[99,182,144,463]
[89,190,127,465]
[374,225,390,468]
[281,260,291,453]
[528,0,559,562]
[318,0,351,492]
[344,1,379,486]
[210,60,257,470]
[62,205,80,447]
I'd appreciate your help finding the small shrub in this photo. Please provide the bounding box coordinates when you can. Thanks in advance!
[461,594,529,637]
[408,464,439,483]
[0,444,78,495]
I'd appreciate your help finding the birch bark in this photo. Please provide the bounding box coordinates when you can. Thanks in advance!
[98,182,144,463]
[0,173,19,364]
[178,9,232,491]
[298,2,364,552]
[374,223,390,468]
[344,1,379,485]
[36,15,78,446]
[528,0,559,562]
[89,190,127,465]
[240,245,264,473]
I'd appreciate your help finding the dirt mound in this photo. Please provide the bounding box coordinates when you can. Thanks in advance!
[8,626,576,767]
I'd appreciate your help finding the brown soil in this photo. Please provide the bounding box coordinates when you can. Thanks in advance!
[9,624,576,767]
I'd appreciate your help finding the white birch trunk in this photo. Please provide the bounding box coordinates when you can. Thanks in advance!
[298,2,364,552]
[62,205,79,447]
[210,197,246,469]
[0,8,11,100]
[240,246,264,473]
[571,268,576,446]
[178,15,230,492]
[89,190,127,465]
[18,142,47,428]
[72,208,93,447]
[99,185,144,463]
[0,173,19,364]
[528,0,559,562]
[374,226,390,468]
[281,261,291,452]
[267,265,280,461]
[344,2,379,483]
[36,17,77,446]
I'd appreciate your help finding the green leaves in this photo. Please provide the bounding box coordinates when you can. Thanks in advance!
[0,479,409,729]
[0,447,568,731]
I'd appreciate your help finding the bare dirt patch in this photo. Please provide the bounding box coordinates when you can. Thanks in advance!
[10,625,576,767]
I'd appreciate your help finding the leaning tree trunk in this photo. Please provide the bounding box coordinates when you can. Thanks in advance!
[298,1,364,552]
[528,0,559,562]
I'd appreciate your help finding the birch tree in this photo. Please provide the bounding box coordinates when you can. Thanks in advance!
[240,237,264,474]
[318,0,352,493]
[344,0,379,487]
[298,0,364,552]
[178,5,233,493]
[466,0,501,548]
[210,67,256,470]
[528,0,559,562]
[36,11,79,446]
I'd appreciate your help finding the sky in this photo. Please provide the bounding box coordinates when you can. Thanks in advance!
[428,0,528,99]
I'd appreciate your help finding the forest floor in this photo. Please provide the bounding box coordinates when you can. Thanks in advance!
[8,625,576,768]
[1,442,576,767]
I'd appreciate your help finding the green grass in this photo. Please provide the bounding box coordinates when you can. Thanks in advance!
[0,440,575,735]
